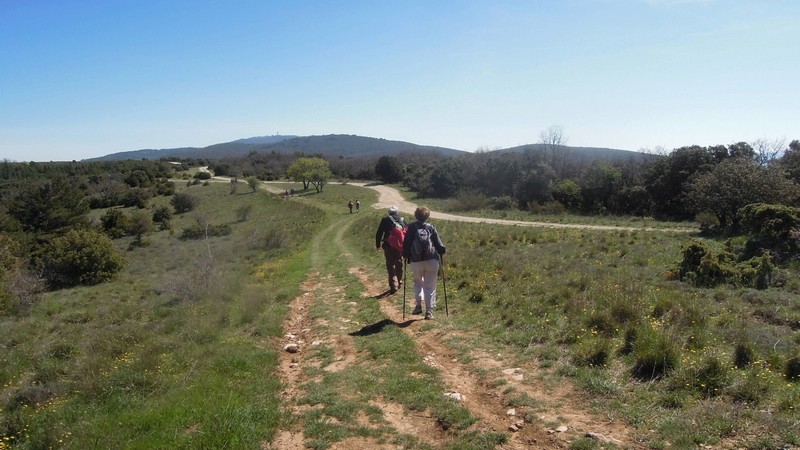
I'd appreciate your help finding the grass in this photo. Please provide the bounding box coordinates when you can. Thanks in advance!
[1,182,322,448]
[340,203,800,448]
[4,178,800,448]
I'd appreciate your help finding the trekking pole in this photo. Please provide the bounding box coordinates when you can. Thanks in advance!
[402,259,407,320]
[440,254,448,317]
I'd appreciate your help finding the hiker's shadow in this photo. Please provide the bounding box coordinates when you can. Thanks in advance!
[373,290,396,300]
[348,318,417,337]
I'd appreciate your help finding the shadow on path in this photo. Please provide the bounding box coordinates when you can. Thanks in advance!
[348,318,418,337]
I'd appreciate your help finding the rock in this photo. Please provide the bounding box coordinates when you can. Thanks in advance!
[556,425,568,433]
[311,340,322,346]
[502,368,522,375]
[283,343,300,353]
[585,432,624,445]
[506,408,517,416]
[444,392,463,401]
[516,421,524,429]
[511,373,524,381]
[285,333,297,341]
[508,424,519,432]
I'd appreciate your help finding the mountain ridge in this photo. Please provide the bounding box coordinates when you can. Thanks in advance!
[84,134,643,162]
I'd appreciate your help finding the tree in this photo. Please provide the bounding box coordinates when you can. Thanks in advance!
[644,146,716,220]
[7,177,88,233]
[171,192,197,214]
[33,229,124,289]
[752,137,787,167]
[779,139,800,182]
[246,176,260,193]
[287,157,332,193]
[127,210,153,247]
[686,158,797,232]
[539,124,568,173]
[375,156,403,183]
[579,163,623,213]
[513,162,555,207]
[552,179,582,211]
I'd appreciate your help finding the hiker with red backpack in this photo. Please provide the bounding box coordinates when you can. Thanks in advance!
[403,206,446,320]
[375,206,406,294]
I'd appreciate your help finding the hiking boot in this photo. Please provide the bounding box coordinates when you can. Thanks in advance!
[411,306,423,315]
[424,310,433,320]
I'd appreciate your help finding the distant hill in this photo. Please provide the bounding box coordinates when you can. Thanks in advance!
[495,143,654,163]
[85,133,646,163]
[85,134,466,161]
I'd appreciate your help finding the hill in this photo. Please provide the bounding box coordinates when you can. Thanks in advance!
[85,134,465,162]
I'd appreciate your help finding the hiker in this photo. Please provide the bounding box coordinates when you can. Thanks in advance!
[403,206,446,320]
[348,200,354,214]
[375,206,406,293]
[355,199,360,213]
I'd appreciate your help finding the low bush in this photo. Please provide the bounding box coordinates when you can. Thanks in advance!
[33,229,124,289]
[631,326,680,380]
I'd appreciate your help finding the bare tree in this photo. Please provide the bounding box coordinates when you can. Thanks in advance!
[752,137,787,167]
[539,124,568,174]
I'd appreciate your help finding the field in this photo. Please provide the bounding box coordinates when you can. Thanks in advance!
[2,180,799,449]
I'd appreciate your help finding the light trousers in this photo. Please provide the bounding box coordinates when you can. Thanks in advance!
[410,258,439,311]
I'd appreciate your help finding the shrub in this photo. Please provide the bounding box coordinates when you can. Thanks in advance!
[180,219,231,240]
[573,338,611,367]
[490,196,516,210]
[171,192,198,214]
[631,326,679,380]
[786,354,800,381]
[33,229,124,289]
[152,205,173,231]
[693,356,730,398]
[733,342,755,369]
[121,187,152,208]
[194,171,212,180]
[100,208,129,239]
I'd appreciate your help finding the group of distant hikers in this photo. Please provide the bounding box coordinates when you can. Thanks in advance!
[374,205,446,320]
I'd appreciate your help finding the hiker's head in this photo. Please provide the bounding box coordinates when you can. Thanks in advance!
[414,206,430,222]
[388,206,398,215]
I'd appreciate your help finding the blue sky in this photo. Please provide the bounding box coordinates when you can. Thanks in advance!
[1,0,797,161]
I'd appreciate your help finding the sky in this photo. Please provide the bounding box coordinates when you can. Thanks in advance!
[1,0,797,162]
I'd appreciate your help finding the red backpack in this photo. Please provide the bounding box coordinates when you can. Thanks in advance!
[387,216,406,251]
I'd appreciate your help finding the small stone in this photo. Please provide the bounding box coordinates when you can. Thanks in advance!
[285,333,297,341]
[283,343,300,353]
[511,374,524,381]
[506,408,516,416]
[502,368,521,375]
[311,340,322,346]
[444,392,463,401]
[508,424,519,432]
[556,425,568,433]
[516,421,524,429]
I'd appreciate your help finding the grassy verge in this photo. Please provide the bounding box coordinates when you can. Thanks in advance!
[0,183,323,448]
[341,205,800,448]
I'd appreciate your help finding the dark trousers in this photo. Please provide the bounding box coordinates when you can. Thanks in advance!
[383,244,404,291]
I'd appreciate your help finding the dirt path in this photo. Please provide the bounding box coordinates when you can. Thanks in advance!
[358,183,693,233]
[267,204,647,449]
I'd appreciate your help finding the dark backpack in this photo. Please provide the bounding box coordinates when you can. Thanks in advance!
[387,217,406,251]
[410,223,436,261]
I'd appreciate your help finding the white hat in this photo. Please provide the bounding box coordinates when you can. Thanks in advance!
[388,206,398,214]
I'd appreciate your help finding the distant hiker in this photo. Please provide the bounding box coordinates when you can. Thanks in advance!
[403,206,446,319]
[290,187,295,196]
[375,206,406,294]
[348,200,354,214]
[355,199,361,213]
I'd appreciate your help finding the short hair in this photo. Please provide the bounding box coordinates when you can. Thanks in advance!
[414,206,430,222]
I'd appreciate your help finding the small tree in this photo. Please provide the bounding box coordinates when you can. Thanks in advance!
[100,208,129,239]
[246,176,260,193]
[375,156,403,183]
[287,157,332,192]
[8,177,89,233]
[127,210,153,247]
[152,205,173,231]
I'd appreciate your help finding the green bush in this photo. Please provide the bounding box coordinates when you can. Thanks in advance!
[180,221,232,240]
[171,192,198,214]
[33,229,124,289]
[100,208,129,239]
